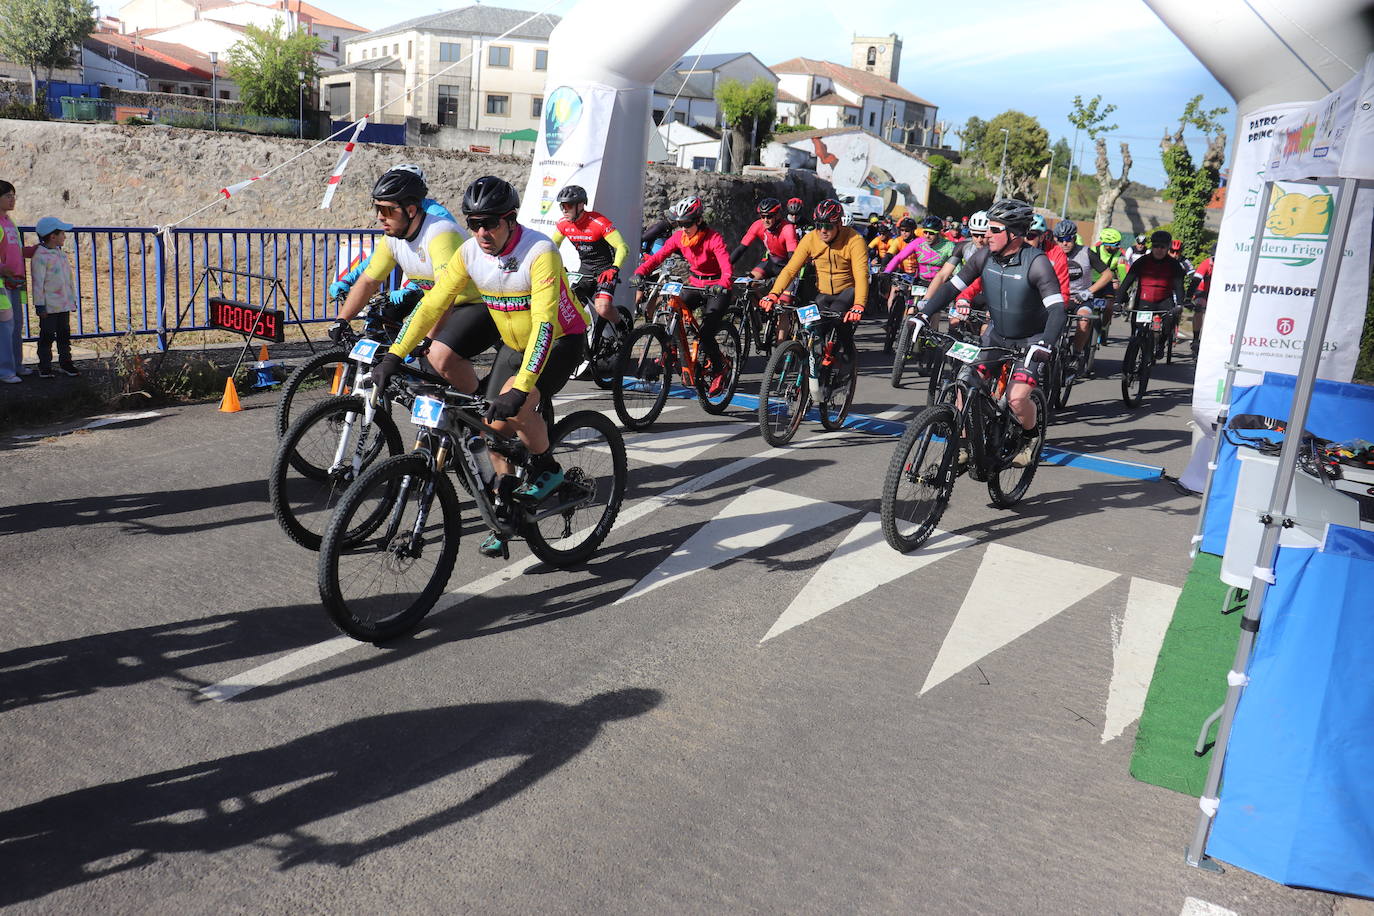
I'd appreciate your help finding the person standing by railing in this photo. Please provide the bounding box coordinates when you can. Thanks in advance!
[30,217,80,378]
[0,180,34,383]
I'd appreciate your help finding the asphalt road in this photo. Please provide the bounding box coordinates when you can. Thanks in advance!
[0,327,1341,914]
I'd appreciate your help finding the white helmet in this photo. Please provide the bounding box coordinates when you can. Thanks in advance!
[968,210,990,234]
[392,163,426,182]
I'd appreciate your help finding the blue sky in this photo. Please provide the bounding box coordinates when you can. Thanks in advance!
[325,0,1234,189]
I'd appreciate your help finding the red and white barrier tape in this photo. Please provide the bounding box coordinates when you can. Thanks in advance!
[319,116,367,210]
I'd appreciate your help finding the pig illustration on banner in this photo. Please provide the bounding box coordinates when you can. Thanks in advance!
[1265,186,1333,237]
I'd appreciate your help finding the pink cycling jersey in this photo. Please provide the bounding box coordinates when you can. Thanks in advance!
[884,236,943,281]
[739,219,798,260]
[635,225,732,288]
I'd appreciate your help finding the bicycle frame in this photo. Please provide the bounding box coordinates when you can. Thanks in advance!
[931,341,1020,476]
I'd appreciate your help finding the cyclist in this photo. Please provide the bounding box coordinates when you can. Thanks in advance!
[1187,245,1214,353]
[1168,238,1194,275]
[632,195,735,394]
[785,197,808,232]
[1090,227,1128,341]
[1123,232,1149,267]
[730,197,798,281]
[1116,228,1186,329]
[551,184,629,328]
[641,215,674,255]
[761,198,868,386]
[332,166,496,392]
[882,218,943,318]
[867,219,895,263]
[369,176,591,557]
[914,198,1067,467]
[922,215,958,263]
[1054,218,1116,365]
[1026,214,1071,302]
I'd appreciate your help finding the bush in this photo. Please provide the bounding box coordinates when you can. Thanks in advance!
[774,123,815,135]
[0,101,47,120]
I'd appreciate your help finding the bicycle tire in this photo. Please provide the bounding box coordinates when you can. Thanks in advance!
[275,348,352,437]
[818,335,858,430]
[728,305,752,365]
[695,321,743,414]
[758,341,809,447]
[318,453,460,643]
[880,403,960,552]
[890,320,914,388]
[927,350,958,406]
[269,394,404,551]
[987,389,1048,509]
[524,410,628,567]
[612,324,672,430]
[1054,345,1077,410]
[1121,335,1150,408]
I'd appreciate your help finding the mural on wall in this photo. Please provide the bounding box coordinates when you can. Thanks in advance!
[810,135,922,215]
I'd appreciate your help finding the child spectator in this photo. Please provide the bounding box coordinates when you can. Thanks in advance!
[31,217,80,378]
[0,179,30,383]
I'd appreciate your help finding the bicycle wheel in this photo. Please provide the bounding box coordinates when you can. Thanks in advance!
[1121,334,1150,408]
[1054,345,1077,410]
[613,324,672,430]
[695,321,743,414]
[589,307,634,390]
[728,305,752,365]
[890,320,914,388]
[275,348,351,437]
[880,403,960,552]
[318,453,460,643]
[524,410,628,567]
[758,341,809,446]
[818,335,858,430]
[269,394,404,551]
[926,350,958,406]
[987,389,1048,509]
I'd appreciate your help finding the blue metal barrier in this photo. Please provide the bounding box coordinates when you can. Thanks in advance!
[15,225,394,349]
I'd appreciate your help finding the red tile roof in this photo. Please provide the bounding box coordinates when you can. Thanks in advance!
[271,0,367,33]
[771,56,935,108]
[808,91,857,109]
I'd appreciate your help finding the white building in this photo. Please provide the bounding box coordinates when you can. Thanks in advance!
[652,51,776,131]
[83,29,236,97]
[116,0,366,66]
[655,121,723,171]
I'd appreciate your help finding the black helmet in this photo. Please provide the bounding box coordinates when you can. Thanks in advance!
[1053,218,1078,241]
[898,217,917,231]
[1151,229,1173,247]
[757,197,782,218]
[812,199,844,226]
[556,184,588,205]
[986,198,1035,235]
[920,215,943,231]
[372,167,427,206]
[462,175,520,216]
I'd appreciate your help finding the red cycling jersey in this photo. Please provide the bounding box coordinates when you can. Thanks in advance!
[738,218,798,260]
[1120,254,1185,306]
[635,225,733,288]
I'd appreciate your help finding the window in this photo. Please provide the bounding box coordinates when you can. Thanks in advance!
[437,84,460,127]
[866,45,877,66]
[868,111,875,127]
[407,40,412,60]
[486,93,509,115]
[488,45,510,68]
[195,87,206,97]
[220,90,230,100]
[160,83,173,93]
[535,49,547,70]
[691,156,717,171]
[531,96,542,117]
[440,42,460,61]
[652,109,664,125]
[332,36,339,52]
[673,111,686,124]
[392,43,398,56]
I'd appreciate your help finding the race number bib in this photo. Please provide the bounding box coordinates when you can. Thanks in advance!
[410,395,445,429]
[796,303,821,325]
[349,338,381,364]
[948,341,982,363]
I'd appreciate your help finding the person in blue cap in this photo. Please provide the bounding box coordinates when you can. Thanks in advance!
[30,216,80,377]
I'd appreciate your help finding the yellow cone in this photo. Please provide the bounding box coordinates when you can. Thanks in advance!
[219,377,242,413]
[329,362,347,395]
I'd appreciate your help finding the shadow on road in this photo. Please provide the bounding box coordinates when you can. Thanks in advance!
[0,688,662,907]
[0,479,270,537]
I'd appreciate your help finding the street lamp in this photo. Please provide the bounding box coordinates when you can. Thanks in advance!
[1043,146,1056,209]
[209,51,217,131]
[994,127,1010,200]
[297,69,305,138]
[1061,127,1081,219]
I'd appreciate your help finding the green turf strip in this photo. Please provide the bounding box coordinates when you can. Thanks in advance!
[1129,552,1243,796]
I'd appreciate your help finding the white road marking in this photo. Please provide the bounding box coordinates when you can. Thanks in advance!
[621,422,745,467]
[199,637,357,701]
[920,544,1118,695]
[1180,897,1238,916]
[1101,577,1181,744]
[614,486,855,606]
[761,516,973,642]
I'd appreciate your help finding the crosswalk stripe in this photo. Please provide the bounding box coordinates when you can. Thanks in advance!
[1101,577,1182,744]
[762,515,974,642]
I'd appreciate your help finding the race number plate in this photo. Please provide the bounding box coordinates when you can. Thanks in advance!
[1135,311,1154,324]
[566,272,583,284]
[661,281,683,296]
[797,303,821,325]
[948,341,982,363]
[410,395,445,429]
[349,338,381,364]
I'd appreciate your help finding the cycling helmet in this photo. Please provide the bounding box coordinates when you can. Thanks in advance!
[1151,229,1173,246]
[967,210,990,233]
[461,175,520,216]
[1098,227,1123,246]
[556,184,588,205]
[757,197,782,218]
[392,163,426,182]
[920,215,943,231]
[668,196,704,224]
[1029,213,1048,232]
[785,197,804,216]
[898,217,917,231]
[812,198,845,226]
[372,167,427,205]
[986,198,1035,235]
[1169,239,1184,252]
[1053,218,1078,241]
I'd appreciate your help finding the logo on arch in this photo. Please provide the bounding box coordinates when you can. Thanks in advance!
[544,86,583,156]
[1276,316,1296,336]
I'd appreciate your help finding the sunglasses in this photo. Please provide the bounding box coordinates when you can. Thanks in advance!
[466,214,506,232]
[374,203,404,217]
[921,229,939,237]
[985,226,1009,235]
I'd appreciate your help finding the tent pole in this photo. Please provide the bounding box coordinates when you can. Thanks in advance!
[1185,175,1362,870]
[1189,180,1274,557]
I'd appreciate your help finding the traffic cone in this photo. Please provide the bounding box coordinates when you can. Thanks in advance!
[257,344,270,362]
[330,362,347,394]
[219,377,242,413]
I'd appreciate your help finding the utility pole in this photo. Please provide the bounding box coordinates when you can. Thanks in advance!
[297,69,305,138]
[1061,127,1080,219]
[994,127,1009,200]
[1043,146,1056,209]
[209,51,217,130]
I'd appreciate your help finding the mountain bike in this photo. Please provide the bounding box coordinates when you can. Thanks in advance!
[1052,298,1103,410]
[881,336,1048,552]
[882,274,928,355]
[726,275,776,364]
[612,278,743,430]
[756,304,858,447]
[318,368,627,642]
[567,272,634,390]
[1120,304,1177,408]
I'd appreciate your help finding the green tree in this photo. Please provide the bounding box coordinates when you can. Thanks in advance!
[226,17,323,119]
[715,77,775,171]
[0,0,95,107]
[1069,94,1132,234]
[1161,94,1229,261]
[984,110,1050,200]
[927,153,953,191]
[1049,136,1072,181]
[959,115,988,165]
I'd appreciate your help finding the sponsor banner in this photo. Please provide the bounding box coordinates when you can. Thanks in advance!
[1191,102,1373,431]
[1265,53,1374,182]
[519,81,618,236]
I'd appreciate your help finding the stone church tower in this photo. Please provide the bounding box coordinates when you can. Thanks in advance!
[851,34,902,83]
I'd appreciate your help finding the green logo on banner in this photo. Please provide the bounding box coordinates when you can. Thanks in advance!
[544,86,582,156]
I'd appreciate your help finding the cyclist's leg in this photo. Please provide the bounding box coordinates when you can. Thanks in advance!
[487,335,585,503]
[592,273,622,323]
[1072,301,1093,353]
[1192,297,1206,346]
[426,302,501,393]
[696,285,731,367]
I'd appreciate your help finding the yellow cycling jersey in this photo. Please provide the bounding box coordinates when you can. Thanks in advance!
[391,225,590,392]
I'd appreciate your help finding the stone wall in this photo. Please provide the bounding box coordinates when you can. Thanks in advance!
[102,87,248,113]
[0,119,832,243]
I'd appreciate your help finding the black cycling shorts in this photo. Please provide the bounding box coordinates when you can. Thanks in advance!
[983,328,1046,386]
[680,284,731,320]
[430,303,501,359]
[485,333,586,403]
[753,255,787,280]
[573,272,618,300]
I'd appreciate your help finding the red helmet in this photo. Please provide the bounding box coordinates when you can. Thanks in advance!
[757,197,782,218]
[1169,239,1184,253]
[785,197,804,215]
[812,199,844,226]
[668,196,703,225]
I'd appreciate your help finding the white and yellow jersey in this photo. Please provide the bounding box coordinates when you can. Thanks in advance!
[392,225,590,393]
[363,212,465,287]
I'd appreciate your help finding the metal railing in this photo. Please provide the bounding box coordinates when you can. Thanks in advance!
[14,225,394,349]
